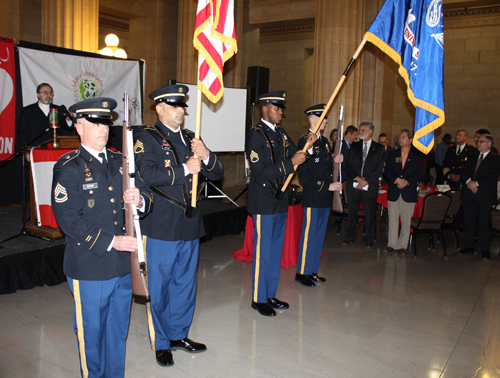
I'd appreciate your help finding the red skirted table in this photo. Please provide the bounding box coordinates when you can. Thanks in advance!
[232,204,304,269]
[377,184,438,218]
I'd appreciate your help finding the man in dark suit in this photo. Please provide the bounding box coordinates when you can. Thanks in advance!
[459,134,500,259]
[334,125,359,183]
[344,122,385,247]
[52,98,153,377]
[442,129,477,189]
[383,130,424,254]
[17,83,74,148]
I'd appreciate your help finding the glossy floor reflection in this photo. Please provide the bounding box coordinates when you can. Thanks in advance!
[1,217,500,377]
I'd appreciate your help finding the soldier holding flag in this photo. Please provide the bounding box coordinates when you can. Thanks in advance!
[246,91,307,317]
[134,85,224,367]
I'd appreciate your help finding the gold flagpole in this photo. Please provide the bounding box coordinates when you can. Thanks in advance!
[191,55,203,208]
[281,38,367,193]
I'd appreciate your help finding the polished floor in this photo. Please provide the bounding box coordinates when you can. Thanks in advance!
[1,216,500,378]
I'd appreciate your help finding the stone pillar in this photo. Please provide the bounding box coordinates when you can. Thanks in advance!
[42,0,98,52]
[128,0,179,126]
[313,0,365,129]
[177,0,198,84]
[360,0,389,138]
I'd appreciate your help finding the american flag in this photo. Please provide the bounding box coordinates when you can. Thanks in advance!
[193,0,238,103]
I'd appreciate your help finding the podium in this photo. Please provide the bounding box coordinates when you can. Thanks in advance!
[27,136,80,240]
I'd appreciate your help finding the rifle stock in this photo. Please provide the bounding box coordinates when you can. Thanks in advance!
[332,106,344,212]
[122,93,150,300]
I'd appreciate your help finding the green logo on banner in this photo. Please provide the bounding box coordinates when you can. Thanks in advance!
[72,71,104,101]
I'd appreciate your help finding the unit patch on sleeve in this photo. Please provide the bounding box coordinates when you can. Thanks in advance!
[250,150,259,163]
[134,140,144,154]
[54,183,68,203]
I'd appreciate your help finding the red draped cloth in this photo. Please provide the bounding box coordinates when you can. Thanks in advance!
[232,204,304,269]
[377,184,438,218]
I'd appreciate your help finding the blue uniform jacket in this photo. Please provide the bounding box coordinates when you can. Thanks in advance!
[298,132,333,208]
[134,121,224,241]
[384,148,424,203]
[245,121,298,215]
[52,146,153,280]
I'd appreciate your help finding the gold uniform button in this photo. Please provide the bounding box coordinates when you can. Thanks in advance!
[108,186,113,191]
[114,221,118,225]
[110,198,115,203]
[113,210,117,214]
[189,179,192,182]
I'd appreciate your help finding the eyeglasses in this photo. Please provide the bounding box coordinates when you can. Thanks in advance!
[478,140,491,144]
[38,91,54,95]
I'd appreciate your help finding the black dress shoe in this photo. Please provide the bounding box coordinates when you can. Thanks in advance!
[384,246,395,253]
[268,297,289,309]
[342,238,354,245]
[482,250,491,260]
[170,338,207,353]
[251,302,276,316]
[156,349,174,367]
[309,273,326,282]
[459,248,474,255]
[366,241,373,248]
[295,273,315,287]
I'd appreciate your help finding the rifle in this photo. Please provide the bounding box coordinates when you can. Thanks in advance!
[332,105,344,212]
[122,93,150,300]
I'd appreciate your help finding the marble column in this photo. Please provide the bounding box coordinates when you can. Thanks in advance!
[128,0,179,126]
[360,0,391,138]
[42,0,98,52]
[313,0,366,128]
[177,0,198,84]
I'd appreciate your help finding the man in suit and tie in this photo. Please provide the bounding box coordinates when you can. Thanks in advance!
[336,125,359,183]
[343,122,385,247]
[442,129,477,189]
[459,134,500,259]
[17,83,74,149]
[383,130,424,254]
[332,125,358,224]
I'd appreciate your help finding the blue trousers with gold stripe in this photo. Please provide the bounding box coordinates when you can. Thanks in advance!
[67,274,132,378]
[297,207,330,276]
[144,237,199,351]
[252,213,287,303]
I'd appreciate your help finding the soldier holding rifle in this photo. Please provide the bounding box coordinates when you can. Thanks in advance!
[245,91,307,317]
[133,85,224,367]
[51,98,152,378]
[295,104,343,287]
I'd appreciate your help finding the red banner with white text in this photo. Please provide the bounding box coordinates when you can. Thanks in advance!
[0,38,16,160]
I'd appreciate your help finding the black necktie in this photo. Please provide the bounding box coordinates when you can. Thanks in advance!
[99,152,108,171]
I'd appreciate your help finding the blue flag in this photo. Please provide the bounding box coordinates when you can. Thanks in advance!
[365,0,444,154]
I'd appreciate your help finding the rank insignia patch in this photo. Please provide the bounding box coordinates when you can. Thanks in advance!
[88,199,95,208]
[134,140,144,153]
[54,183,68,203]
[165,160,171,167]
[250,150,259,163]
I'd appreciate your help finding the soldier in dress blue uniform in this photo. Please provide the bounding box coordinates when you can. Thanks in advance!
[295,104,342,287]
[133,84,224,367]
[51,97,153,378]
[245,90,307,317]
